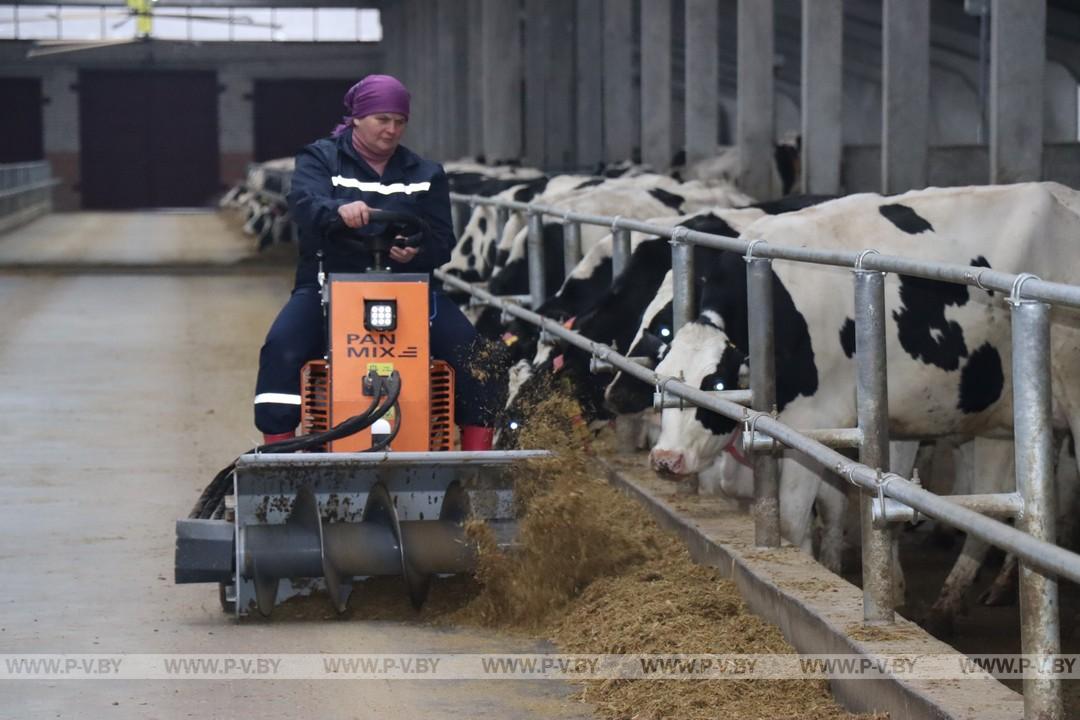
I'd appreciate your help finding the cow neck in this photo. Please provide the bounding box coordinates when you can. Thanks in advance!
[351,127,394,177]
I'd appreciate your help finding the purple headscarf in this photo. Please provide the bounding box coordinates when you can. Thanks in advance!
[333,74,411,135]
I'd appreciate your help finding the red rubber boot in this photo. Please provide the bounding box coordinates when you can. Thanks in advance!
[262,431,296,446]
[460,426,494,451]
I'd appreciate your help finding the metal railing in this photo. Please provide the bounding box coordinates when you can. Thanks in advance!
[446,191,1076,718]
[0,161,59,232]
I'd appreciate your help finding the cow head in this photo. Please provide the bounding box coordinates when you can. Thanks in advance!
[494,357,537,449]
[649,313,747,476]
[496,335,612,450]
[605,290,674,415]
[604,306,669,414]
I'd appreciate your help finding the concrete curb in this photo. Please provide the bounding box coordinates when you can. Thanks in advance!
[601,454,1025,720]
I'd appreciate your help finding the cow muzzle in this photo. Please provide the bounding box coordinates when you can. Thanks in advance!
[650,448,690,476]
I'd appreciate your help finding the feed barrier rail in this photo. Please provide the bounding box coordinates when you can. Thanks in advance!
[446,190,1080,719]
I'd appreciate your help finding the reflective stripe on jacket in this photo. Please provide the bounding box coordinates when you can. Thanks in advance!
[287,131,455,288]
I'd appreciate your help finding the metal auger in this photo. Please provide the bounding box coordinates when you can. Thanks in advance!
[175,450,549,617]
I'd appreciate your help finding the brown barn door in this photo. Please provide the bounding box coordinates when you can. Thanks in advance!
[253,78,355,162]
[0,77,44,163]
[80,70,219,209]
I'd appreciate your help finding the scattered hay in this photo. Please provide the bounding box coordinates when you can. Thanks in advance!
[466,336,511,384]
[845,622,925,643]
[452,392,652,631]
[448,387,879,719]
[782,578,843,595]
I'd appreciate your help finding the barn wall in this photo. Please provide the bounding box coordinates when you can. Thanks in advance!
[0,41,383,209]
[5,0,1080,208]
[842,143,1080,193]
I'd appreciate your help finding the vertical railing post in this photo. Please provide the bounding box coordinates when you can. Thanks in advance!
[612,218,631,284]
[610,219,635,453]
[527,209,546,309]
[495,206,510,249]
[451,199,467,240]
[1010,285,1062,720]
[854,263,895,623]
[670,227,695,333]
[563,218,582,278]
[746,251,780,547]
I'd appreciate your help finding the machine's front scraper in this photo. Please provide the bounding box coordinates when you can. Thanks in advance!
[175,450,550,617]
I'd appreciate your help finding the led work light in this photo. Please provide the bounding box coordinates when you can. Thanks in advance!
[364,299,397,332]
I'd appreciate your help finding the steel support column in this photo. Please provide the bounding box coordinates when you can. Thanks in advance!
[800,0,843,195]
[990,0,1046,183]
[854,269,895,623]
[481,0,522,162]
[736,0,774,199]
[1011,297,1062,720]
[527,211,546,309]
[603,0,637,162]
[747,257,779,547]
[671,232,695,333]
[611,227,632,282]
[882,0,929,193]
[640,0,673,171]
[495,206,509,247]
[576,0,604,168]
[685,0,719,165]
[451,201,467,240]
[563,220,582,278]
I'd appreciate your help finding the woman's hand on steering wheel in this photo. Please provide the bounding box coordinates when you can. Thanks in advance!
[389,239,419,264]
[338,200,372,228]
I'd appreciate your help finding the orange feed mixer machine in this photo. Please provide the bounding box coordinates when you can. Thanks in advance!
[175,210,547,617]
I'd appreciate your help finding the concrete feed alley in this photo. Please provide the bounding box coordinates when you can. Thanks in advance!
[0,212,592,720]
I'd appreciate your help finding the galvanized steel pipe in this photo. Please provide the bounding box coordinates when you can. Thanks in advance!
[747,256,780,548]
[743,427,863,453]
[671,228,695,333]
[526,209,546,309]
[449,194,1080,309]
[563,219,582,278]
[495,206,510,248]
[1011,299,1063,719]
[436,269,1080,588]
[854,268,896,623]
[612,225,632,281]
[451,200,467,239]
[945,492,1024,518]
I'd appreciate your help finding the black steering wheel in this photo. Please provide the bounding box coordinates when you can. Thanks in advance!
[329,209,432,271]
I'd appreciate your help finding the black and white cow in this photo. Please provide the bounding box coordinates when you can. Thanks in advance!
[443,160,544,193]
[220,157,295,250]
[496,211,762,449]
[648,183,1080,576]
[488,175,751,299]
[671,136,802,197]
[441,176,550,285]
[604,195,838,416]
[485,173,618,279]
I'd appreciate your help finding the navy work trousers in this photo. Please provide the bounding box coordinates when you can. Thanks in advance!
[254,286,498,434]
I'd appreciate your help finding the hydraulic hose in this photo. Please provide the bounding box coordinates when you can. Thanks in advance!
[189,371,403,520]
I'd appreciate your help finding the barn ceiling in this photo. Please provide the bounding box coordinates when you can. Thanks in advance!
[4,0,1079,78]
[8,0,382,6]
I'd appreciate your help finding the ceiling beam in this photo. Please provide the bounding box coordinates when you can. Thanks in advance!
[9,0,382,7]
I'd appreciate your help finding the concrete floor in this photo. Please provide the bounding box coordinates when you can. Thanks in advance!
[0,213,592,720]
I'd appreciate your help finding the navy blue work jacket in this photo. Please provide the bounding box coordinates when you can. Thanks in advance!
[287,131,455,289]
